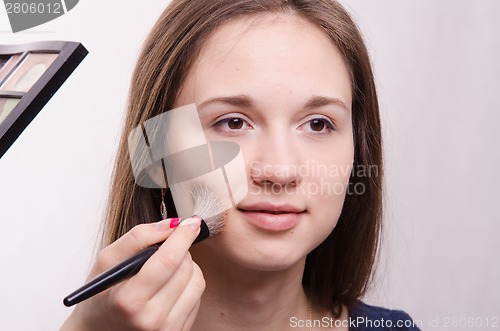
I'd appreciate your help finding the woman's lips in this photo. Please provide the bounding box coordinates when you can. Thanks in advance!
[237,209,304,231]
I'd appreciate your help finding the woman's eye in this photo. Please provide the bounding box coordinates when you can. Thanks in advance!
[300,117,336,134]
[212,117,251,132]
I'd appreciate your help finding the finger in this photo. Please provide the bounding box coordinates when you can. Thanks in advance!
[143,253,194,323]
[162,261,205,330]
[92,218,180,275]
[181,300,201,331]
[107,253,194,330]
[122,217,201,300]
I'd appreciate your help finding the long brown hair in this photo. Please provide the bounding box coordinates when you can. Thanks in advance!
[103,0,383,317]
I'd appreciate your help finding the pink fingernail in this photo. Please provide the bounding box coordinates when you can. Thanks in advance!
[169,217,181,228]
[157,217,181,231]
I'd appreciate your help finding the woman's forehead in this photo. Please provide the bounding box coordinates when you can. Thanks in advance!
[177,13,352,110]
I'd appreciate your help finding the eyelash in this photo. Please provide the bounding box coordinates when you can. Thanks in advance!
[212,117,253,134]
[299,116,336,134]
[211,115,336,134]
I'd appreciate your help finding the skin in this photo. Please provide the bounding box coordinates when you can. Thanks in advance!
[61,13,353,331]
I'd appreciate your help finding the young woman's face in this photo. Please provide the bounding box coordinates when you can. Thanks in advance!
[175,14,354,270]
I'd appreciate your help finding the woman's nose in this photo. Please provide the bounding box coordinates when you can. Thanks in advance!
[249,134,303,189]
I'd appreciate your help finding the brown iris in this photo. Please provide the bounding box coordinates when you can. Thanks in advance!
[228,118,244,129]
[310,119,325,131]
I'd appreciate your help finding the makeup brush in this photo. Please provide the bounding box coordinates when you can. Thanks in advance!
[63,184,227,307]
[189,183,226,243]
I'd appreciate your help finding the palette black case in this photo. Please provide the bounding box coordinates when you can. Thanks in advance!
[0,41,88,158]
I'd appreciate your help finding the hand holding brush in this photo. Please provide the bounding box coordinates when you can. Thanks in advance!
[61,185,226,331]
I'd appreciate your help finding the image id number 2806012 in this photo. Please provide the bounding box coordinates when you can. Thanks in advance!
[5,2,62,14]
[438,316,499,328]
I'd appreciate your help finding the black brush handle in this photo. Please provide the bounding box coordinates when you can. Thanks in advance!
[63,244,160,307]
[63,220,210,307]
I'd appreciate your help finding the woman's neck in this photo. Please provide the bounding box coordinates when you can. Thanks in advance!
[190,245,311,331]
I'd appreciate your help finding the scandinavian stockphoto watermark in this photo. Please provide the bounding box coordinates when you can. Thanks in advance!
[128,104,249,219]
[290,315,500,329]
[249,160,379,198]
[3,0,79,32]
[290,316,423,329]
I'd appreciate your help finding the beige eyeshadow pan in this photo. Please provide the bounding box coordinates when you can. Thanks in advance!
[1,53,58,92]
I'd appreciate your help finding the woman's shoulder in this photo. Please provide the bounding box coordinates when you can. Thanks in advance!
[349,301,421,331]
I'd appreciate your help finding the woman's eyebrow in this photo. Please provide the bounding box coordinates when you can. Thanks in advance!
[198,94,350,112]
[304,96,350,113]
[198,95,253,110]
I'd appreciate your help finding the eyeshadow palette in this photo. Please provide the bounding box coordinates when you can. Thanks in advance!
[0,41,88,158]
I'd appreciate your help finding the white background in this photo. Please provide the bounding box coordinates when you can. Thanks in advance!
[0,1,499,330]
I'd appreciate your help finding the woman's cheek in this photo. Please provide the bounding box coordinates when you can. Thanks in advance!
[305,163,352,221]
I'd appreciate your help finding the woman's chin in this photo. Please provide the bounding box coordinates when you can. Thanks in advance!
[202,236,308,272]
[243,251,302,271]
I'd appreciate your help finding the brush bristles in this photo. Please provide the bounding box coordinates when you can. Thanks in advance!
[191,183,227,238]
